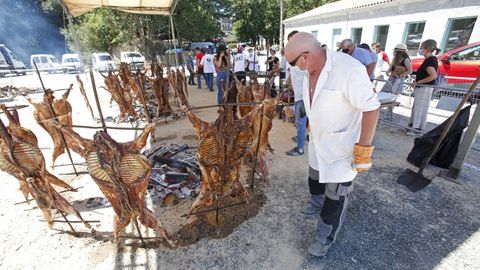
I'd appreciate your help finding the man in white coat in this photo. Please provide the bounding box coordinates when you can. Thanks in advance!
[285,32,380,257]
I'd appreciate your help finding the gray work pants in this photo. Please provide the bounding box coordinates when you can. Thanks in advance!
[309,167,354,245]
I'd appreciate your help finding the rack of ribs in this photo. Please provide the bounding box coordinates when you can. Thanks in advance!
[27,85,75,167]
[168,69,189,107]
[182,102,260,217]
[0,107,88,229]
[54,122,174,246]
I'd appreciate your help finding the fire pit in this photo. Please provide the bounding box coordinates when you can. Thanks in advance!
[144,143,201,204]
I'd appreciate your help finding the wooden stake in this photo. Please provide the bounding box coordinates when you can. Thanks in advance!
[89,70,107,132]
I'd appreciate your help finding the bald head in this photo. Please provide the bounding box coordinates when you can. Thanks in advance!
[284,32,321,63]
[340,39,355,55]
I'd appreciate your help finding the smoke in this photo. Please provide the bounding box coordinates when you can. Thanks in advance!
[0,0,66,67]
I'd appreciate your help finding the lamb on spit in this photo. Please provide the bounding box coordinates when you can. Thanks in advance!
[0,110,88,229]
[234,77,254,117]
[0,104,74,194]
[147,72,173,117]
[27,85,74,167]
[182,102,260,218]
[53,122,174,246]
[101,71,137,122]
[168,69,189,107]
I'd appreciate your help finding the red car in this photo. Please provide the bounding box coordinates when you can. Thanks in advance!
[411,42,480,84]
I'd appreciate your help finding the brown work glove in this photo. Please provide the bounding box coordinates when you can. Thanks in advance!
[352,143,375,172]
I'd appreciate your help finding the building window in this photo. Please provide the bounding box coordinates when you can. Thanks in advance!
[332,28,342,49]
[373,25,389,51]
[311,31,318,40]
[403,22,425,56]
[351,28,363,45]
[442,17,477,53]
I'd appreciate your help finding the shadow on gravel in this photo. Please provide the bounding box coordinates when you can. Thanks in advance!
[303,165,480,269]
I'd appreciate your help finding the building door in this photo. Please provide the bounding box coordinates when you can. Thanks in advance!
[373,25,389,50]
[403,21,426,56]
[331,28,342,50]
[442,17,477,53]
[351,28,363,45]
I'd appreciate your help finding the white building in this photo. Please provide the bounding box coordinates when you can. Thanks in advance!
[283,0,480,57]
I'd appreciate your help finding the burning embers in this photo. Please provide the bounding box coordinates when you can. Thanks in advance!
[145,143,201,203]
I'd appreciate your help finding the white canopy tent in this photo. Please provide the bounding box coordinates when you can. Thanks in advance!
[63,0,180,66]
[64,0,178,17]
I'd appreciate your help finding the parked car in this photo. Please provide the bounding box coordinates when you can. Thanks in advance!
[187,42,214,51]
[91,52,117,72]
[0,44,27,77]
[31,54,65,73]
[120,51,145,70]
[411,42,480,84]
[61,53,84,73]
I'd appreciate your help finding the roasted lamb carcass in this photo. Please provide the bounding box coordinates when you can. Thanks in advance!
[147,75,173,117]
[27,86,74,168]
[234,76,254,117]
[248,78,277,179]
[183,102,260,219]
[54,123,174,246]
[0,104,74,193]
[101,71,137,122]
[0,115,88,229]
[168,70,189,107]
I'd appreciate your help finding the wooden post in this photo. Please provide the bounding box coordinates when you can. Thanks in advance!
[89,70,107,132]
[448,100,480,178]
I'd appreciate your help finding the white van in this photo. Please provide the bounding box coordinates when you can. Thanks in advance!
[31,54,65,73]
[120,51,145,70]
[0,44,27,77]
[92,52,117,72]
[62,53,84,73]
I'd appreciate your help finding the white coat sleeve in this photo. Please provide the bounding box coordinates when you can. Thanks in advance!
[343,66,380,112]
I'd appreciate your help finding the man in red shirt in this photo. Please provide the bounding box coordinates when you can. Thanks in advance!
[195,47,205,89]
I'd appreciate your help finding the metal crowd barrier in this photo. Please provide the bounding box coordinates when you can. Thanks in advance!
[373,76,480,134]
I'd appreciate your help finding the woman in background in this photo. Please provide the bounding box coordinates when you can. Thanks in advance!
[380,43,412,95]
[408,39,440,133]
[214,45,230,104]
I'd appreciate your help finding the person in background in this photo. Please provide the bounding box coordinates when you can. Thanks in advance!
[380,43,412,95]
[247,47,259,73]
[195,47,205,89]
[340,39,375,78]
[200,48,215,92]
[336,41,342,52]
[284,30,306,157]
[358,43,378,81]
[186,50,195,85]
[265,48,280,89]
[233,46,247,84]
[280,48,287,84]
[408,39,440,133]
[285,32,379,257]
[372,43,390,79]
[214,45,230,104]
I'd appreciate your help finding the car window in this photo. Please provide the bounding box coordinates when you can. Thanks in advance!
[126,53,141,58]
[0,52,6,65]
[40,56,48,63]
[64,58,79,63]
[99,55,112,61]
[8,50,20,61]
[450,45,480,61]
[49,57,58,63]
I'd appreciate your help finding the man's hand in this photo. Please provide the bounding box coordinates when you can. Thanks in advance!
[352,143,374,172]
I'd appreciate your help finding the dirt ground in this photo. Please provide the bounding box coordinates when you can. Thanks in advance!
[0,73,479,269]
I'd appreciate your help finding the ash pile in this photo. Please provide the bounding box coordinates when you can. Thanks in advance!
[144,143,201,203]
